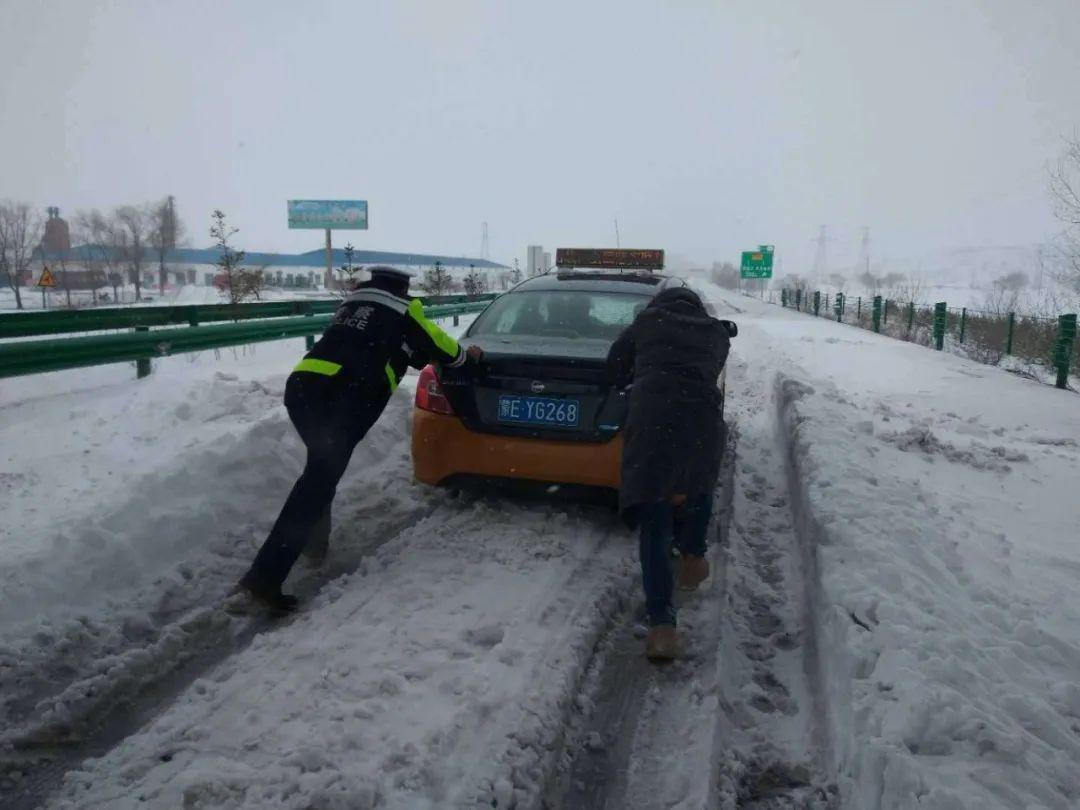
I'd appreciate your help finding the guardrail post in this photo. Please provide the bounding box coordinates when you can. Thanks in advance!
[933,302,947,350]
[872,296,882,332]
[453,314,460,326]
[1053,313,1076,389]
[834,292,844,322]
[1005,311,1015,356]
[883,298,889,325]
[795,289,803,311]
[813,291,821,316]
[135,326,151,378]
[781,289,788,307]
[857,296,862,321]
[959,307,967,344]
[907,302,914,333]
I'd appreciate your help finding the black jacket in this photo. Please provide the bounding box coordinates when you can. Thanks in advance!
[607,288,730,517]
[296,279,466,401]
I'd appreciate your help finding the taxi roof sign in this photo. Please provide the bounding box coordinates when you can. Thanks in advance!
[37,267,57,288]
[555,248,664,270]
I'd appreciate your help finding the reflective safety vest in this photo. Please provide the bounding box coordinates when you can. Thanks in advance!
[292,282,466,394]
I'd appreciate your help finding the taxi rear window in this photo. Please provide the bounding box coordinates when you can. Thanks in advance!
[469,290,649,341]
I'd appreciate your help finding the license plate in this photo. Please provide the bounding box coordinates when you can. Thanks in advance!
[497,395,580,427]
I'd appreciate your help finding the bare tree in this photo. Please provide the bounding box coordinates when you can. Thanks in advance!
[858,271,882,296]
[115,205,150,301]
[74,209,121,303]
[0,202,44,310]
[890,272,929,305]
[54,240,73,308]
[881,272,906,298]
[149,195,184,295]
[981,271,1028,317]
[710,261,740,290]
[510,258,523,286]
[827,273,848,294]
[420,261,452,297]
[1050,133,1080,295]
[210,209,262,304]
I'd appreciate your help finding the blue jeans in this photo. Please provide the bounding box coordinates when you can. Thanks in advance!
[638,493,713,627]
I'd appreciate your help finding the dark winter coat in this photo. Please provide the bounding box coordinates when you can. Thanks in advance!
[606,288,730,519]
[299,277,467,395]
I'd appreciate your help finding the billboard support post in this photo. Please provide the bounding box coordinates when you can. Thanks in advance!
[326,228,332,290]
[287,200,369,290]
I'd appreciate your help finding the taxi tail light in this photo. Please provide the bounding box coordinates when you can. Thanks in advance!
[416,364,455,415]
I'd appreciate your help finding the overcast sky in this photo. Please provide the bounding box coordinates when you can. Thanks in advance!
[2,0,1079,273]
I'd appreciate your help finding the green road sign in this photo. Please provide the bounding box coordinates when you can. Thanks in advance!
[740,245,774,279]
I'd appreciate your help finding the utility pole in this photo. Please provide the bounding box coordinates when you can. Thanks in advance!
[614,218,621,247]
[855,226,870,277]
[481,221,489,261]
[811,225,829,284]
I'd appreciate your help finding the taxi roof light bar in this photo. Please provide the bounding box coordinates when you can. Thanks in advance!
[554,248,664,272]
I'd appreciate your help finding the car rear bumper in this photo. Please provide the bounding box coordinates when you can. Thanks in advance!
[411,409,623,490]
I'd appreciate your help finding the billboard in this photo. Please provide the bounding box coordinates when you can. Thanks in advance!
[555,248,664,270]
[287,200,368,230]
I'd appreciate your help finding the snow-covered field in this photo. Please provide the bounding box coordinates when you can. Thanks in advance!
[0,284,331,313]
[3,288,1080,809]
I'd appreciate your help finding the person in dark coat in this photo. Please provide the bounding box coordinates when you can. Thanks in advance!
[239,266,483,613]
[607,284,733,660]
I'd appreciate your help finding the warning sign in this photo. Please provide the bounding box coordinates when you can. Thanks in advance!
[38,267,57,288]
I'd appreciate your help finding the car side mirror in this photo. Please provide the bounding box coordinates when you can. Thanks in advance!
[719,320,738,338]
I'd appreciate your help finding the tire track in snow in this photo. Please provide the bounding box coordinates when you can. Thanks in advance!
[1,495,443,810]
[36,499,635,809]
[549,347,839,809]
[546,428,735,810]
[709,359,838,808]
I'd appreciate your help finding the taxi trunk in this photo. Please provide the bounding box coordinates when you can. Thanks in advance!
[411,336,627,489]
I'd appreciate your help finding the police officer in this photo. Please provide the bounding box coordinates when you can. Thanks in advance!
[239,266,482,612]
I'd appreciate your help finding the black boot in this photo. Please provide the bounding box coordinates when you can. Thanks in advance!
[238,571,298,615]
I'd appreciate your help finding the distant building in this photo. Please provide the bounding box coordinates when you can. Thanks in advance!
[41,207,71,255]
[527,245,544,277]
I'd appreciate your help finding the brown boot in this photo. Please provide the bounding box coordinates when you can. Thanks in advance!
[645,624,679,661]
[677,554,710,592]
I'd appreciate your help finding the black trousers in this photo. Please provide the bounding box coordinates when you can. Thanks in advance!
[245,373,384,590]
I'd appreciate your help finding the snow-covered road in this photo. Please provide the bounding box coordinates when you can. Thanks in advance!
[701,286,1080,809]
[3,289,1080,809]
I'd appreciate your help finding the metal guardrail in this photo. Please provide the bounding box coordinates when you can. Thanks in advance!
[776,287,1078,391]
[0,293,498,339]
[0,299,494,379]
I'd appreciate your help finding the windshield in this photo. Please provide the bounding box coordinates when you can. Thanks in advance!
[468,290,649,341]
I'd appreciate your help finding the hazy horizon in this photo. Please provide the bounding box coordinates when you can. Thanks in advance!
[2,0,1079,275]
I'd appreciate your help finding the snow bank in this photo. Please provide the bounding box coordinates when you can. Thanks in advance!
[1,317,475,755]
[706,287,1080,809]
[44,499,634,809]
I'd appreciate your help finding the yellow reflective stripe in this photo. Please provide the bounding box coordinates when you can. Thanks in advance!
[408,298,460,359]
[294,358,342,376]
[385,362,398,392]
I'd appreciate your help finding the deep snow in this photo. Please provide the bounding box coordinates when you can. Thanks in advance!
[699,284,1080,809]
[3,284,1080,809]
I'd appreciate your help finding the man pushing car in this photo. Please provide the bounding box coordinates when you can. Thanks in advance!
[239,266,483,613]
[607,283,735,660]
